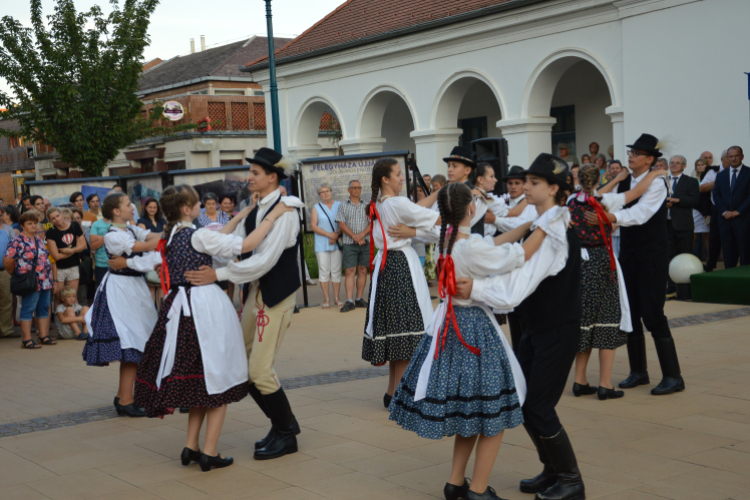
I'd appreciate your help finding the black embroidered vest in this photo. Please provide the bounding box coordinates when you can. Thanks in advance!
[617,174,668,257]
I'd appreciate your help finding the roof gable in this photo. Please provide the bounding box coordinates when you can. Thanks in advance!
[139,36,293,92]
[245,0,521,68]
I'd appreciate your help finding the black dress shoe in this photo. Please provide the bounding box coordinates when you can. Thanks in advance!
[444,478,470,500]
[115,400,145,417]
[520,466,557,494]
[255,418,301,450]
[199,453,233,472]
[180,447,201,466]
[598,386,624,400]
[355,298,369,308]
[572,383,597,397]
[340,301,355,313]
[651,376,685,395]
[618,371,649,389]
[383,393,393,409]
[466,486,504,499]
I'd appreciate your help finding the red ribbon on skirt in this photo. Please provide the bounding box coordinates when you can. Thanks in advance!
[435,255,481,360]
[156,239,170,296]
[586,195,617,279]
[368,203,388,274]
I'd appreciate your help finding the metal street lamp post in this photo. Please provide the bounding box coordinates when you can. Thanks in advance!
[265,0,282,153]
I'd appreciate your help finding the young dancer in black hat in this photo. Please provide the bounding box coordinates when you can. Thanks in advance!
[444,146,487,235]
[584,134,685,396]
[456,153,585,500]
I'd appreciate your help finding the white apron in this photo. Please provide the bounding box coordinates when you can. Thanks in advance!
[156,284,248,395]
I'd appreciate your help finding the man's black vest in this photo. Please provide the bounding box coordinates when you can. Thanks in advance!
[617,174,668,257]
[242,194,301,308]
[516,227,582,334]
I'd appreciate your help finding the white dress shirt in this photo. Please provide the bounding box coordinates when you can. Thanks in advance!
[700,166,725,205]
[215,189,306,284]
[494,204,538,233]
[612,171,668,227]
[508,194,525,209]
[484,193,510,236]
[470,206,571,312]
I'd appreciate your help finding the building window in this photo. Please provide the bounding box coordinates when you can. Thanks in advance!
[459,117,488,149]
[166,161,186,171]
[231,102,249,130]
[253,103,266,130]
[253,90,265,96]
[208,102,227,130]
[220,159,243,166]
[192,89,209,95]
[551,105,576,156]
[141,158,154,173]
[214,89,245,96]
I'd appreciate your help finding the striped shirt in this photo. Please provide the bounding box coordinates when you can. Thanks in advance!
[335,198,370,245]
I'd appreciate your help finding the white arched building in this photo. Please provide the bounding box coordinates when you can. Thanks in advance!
[243,0,750,174]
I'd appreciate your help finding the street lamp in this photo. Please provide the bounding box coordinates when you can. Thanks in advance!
[265,0,282,153]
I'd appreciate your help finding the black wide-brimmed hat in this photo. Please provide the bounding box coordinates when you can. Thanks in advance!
[521,153,573,192]
[443,146,476,169]
[246,147,290,179]
[626,133,663,158]
[503,165,526,181]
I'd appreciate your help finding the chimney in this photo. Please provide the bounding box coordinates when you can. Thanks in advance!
[190,38,195,54]
[200,35,206,51]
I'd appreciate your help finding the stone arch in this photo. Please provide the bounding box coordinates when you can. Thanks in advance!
[431,70,506,130]
[291,95,344,157]
[346,85,417,154]
[523,48,618,118]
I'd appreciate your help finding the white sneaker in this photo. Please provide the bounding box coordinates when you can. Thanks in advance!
[306,279,317,286]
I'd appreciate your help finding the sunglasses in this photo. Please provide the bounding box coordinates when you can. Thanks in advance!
[627,150,649,157]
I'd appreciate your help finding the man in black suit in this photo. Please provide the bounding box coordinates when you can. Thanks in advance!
[712,146,750,268]
[665,155,700,296]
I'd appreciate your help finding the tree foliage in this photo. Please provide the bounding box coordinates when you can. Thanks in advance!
[0,0,193,177]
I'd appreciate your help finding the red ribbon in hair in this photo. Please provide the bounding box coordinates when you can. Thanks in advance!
[368,203,388,273]
[156,239,171,296]
[586,195,617,279]
[435,255,481,360]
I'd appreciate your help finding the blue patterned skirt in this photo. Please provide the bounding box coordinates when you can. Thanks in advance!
[389,306,524,439]
[82,282,143,366]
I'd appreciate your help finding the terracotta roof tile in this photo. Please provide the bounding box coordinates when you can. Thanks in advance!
[246,0,519,68]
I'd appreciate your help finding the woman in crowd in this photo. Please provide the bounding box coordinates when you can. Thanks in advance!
[3,211,56,348]
[581,154,591,165]
[364,158,440,408]
[219,193,238,220]
[569,164,665,401]
[135,185,293,471]
[473,162,509,237]
[83,192,161,417]
[391,182,544,500]
[3,205,21,236]
[137,197,166,233]
[311,182,343,309]
[198,193,229,230]
[692,157,711,260]
[594,154,608,184]
[46,207,86,307]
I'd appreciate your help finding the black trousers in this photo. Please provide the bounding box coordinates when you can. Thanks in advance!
[507,312,525,355]
[666,221,694,290]
[517,320,580,438]
[719,215,750,268]
[706,205,723,270]
[620,252,673,342]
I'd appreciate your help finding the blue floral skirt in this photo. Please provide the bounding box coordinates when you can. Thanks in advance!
[82,283,142,366]
[389,306,524,439]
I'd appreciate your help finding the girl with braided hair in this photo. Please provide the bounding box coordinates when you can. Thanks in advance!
[567,164,666,400]
[389,182,548,500]
[363,157,440,409]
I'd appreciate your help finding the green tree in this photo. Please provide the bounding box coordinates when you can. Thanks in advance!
[0,0,193,177]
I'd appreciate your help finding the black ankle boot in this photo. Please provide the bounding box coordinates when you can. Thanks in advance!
[536,427,585,500]
[115,400,145,417]
[520,423,557,494]
[572,383,597,397]
[180,447,201,466]
[619,337,649,389]
[255,418,301,450]
[444,478,470,500]
[199,453,233,472]
[651,337,685,395]
[254,388,299,460]
[466,486,504,499]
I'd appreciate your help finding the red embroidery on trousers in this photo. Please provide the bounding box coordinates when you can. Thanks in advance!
[256,303,270,342]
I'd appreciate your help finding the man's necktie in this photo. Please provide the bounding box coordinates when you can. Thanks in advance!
[731,169,738,191]
[671,177,678,195]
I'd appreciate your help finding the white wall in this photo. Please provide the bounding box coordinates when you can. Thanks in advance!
[551,61,613,161]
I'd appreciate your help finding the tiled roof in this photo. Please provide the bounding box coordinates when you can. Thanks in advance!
[245,0,524,69]
[140,36,293,92]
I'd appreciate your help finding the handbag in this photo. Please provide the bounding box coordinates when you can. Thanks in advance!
[318,203,343,251]
[10,240,39,297]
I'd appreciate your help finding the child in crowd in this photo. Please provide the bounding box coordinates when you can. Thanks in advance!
[83,192,161,418]
[55,286,89,340]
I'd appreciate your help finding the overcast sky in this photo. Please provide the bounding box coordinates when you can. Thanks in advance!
[0,0,344,98]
